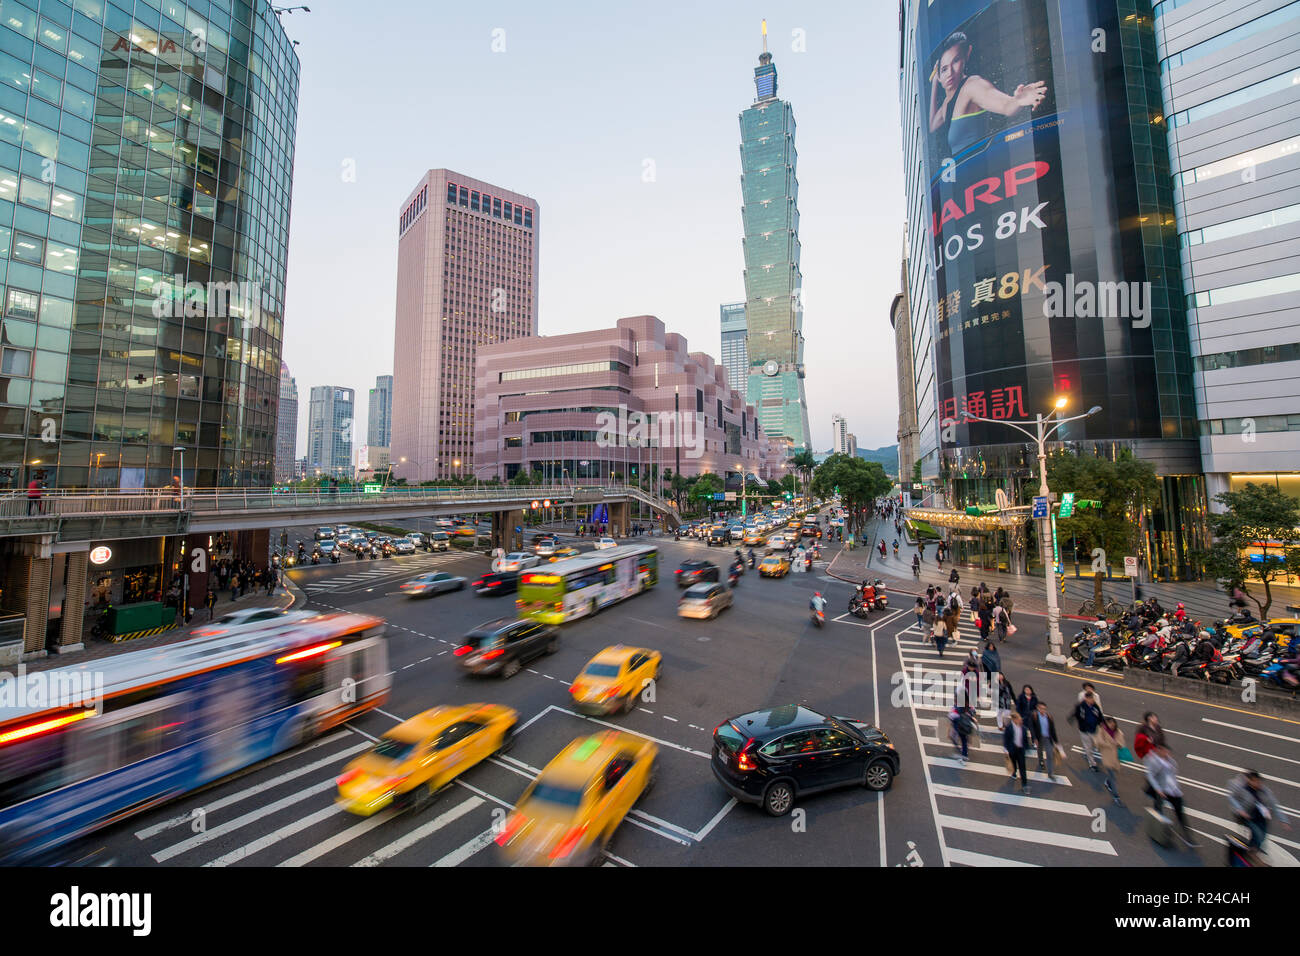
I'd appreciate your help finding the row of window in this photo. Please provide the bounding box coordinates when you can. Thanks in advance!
[445,182,533,229]
[1161,1,1300,71]
[1168,69,1300,129]
[1188,271,1300,309]
[1195,342,1300,372]
[1200,414,1300,435]
[499,361,627,383]
[1182,203,1300,248]
[528,430,601,444]
[399,184,427,236]
[1176,135,1299,188]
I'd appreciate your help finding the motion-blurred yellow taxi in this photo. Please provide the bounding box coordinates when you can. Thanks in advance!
[759,554,791,577]
[335,704,517,816]
[495,731,657,866]
[743,530,766,546]
[547,546,580,562]
[568,645,662,715]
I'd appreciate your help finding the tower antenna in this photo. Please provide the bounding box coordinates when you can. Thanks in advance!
[761,18,768,53]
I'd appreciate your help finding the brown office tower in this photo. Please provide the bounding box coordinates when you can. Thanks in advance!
[391,170,539,482]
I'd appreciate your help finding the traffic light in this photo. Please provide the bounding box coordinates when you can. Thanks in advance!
[784,492,793,500]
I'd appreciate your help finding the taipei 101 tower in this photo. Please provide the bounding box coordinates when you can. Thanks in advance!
[738,20,811,454]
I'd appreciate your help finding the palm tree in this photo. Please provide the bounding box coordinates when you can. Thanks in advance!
[787,449,818,500]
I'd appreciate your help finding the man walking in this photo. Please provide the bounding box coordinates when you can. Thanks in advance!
[1032,702,1060,780]
[1004,711,1031,794]
[26,475,43,514]
[205,587,217,620]
[1228,770,1288,855]
[1072,691,1105,772]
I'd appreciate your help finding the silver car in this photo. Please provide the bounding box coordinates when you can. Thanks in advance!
[678,582,733,620]
[400,571,466,597]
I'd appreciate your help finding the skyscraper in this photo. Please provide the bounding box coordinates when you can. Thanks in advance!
[307,386,354,479]
[738,22,811,453]
[276,363,298,483]
[391,170,539,482]
[831,414,848,455]
[368,374,393,448]
[720,302,748,391]
[0,1,300,491]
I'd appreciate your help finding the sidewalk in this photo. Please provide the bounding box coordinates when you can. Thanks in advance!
[26,578,303,673]
[829,518,1300,624]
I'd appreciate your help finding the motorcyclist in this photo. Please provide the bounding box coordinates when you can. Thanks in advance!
[810,591,827,615]
[747,547,756,569]
[296,541,305,561]
[1193,632,1220,664]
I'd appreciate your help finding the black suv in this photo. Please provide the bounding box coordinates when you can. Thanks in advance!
[706,526,729,546]
[455,618,559,678]
[675,559,719,587]
[471,570,520,596]
[711,706,899,816]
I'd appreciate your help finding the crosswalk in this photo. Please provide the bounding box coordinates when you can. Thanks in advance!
[298,554,465,593]
[129,729,594,867]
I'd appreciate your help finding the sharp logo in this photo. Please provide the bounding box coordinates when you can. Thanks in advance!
[110,35,178,55]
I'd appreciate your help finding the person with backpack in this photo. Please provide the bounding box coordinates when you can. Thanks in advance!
[981,640,1001,686]
[1071,691,1105,772]
[995,673,1015,730]
[931,610,949,658]
[1146,745,1199,846]
[951,705,975,762]
[992,602,1010,642]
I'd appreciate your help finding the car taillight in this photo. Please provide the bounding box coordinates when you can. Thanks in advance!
[549,824,588,860]
[737,738,758,772]
[674,569,681,575]
[472,579,484,587]
[453,645,473,657]
[336,769,361,786]
[495,814,527,846]
[481,649,504,660]
[600,687,619,700]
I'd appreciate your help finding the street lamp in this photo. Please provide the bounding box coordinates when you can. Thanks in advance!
[962,400,1102,663]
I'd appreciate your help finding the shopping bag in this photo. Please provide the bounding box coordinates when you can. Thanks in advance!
[952,628,962,642]
[970,611,979,625]
[1007,624,1018,636]
[1117,746,1135,763]
[1055,743,1067,761]
[1004,754,1015,773]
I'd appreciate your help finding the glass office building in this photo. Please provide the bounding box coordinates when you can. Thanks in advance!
[719,301,746,391]
[0,0,299,491]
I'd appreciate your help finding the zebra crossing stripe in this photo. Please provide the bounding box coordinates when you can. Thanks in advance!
[204,803,341,866]
[947,847,1038,867]
[277,809,397,867]
[937,813,1116,855]
[152,778,336,862]
[352,797,485,867]
[431,827,497,868]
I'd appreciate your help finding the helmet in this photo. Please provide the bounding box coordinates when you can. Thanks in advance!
[1177,603,1184,609]
[814,591,822,597]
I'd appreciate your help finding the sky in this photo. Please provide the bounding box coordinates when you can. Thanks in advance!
[279,0,907,458]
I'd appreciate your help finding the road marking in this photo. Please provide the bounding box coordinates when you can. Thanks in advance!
[134,738,368,839]
[551,705,711,758]
[1202,718,1300,740]
[374,708,404,723]
[278,809,396,866]
[432,827,497,867]
[206,803,342,866]
[527,669,539,674]
[516,705,555,734]
[930,783,1093,815]
[639,707,654,714]
[498,753,540,773]
[153,778,336,862]
[352,797,485,867]
[419,657,432,663]
[924,754,1072,786]
[937,814,1116,854]
[487,757,536,781]
[893,628,952,868]
[1186,754,1300,791]
[663,715,678,722]
[627,616,673,631]
[602,850,637,867]
[629,809,696,841]
[947,847,1038,867]
[454,778,516,810]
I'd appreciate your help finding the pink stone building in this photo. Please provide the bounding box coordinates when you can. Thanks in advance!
[474,315,788,488]
[391,170,539,482]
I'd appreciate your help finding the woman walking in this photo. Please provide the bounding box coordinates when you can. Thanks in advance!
[932,611,950,658]
[1095,716,1126,806]
[995,673,1015,730]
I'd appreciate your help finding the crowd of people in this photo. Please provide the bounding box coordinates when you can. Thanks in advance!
[915,581,1015,654]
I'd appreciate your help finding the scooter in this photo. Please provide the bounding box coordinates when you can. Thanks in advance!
[311,551,320,565]
[329,550,341,564]
[811,602,825,628]
[848,596,870,619]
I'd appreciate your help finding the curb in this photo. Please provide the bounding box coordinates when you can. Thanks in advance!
[1040,658,1300,718]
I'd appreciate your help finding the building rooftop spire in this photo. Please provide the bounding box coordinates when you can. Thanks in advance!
[754,20,777,101]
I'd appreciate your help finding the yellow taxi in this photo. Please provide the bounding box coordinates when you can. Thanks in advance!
[1227,617,1300,648]
[569,645,662,715]
[335,704,517,816]
[743,529,766,546]
[453,525,477,537]
[759,553,791,578]
[495,731,657,866]
[547,546,581,562]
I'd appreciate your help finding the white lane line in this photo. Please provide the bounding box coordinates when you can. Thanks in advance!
[938,814,1116,855]
[351,797,485,867]
[205,803,341,866]
[432,828,497,867]
[629,809,696,841]
[924,755,1072,786]
[947,847,1038,867]
[401,663,416,670]
[134,738,368,839]
[1186,754,1300,791]
[638,707,654,714]
[1202,718,1300,745]
[1112,716,1300,767]
[543,675,555,681]
[602,850,637,867]
[625,816,691,845]
[278,809,396,866]
[931,783,1093,815]
[419,657,432,664]
[517,705,556,734]
[872,609,885,868]
[153,779,336,862]
[663,715,678,722]
[550,706,711,759]
[374,708,405,723]
[487,758,536,781]
[498,754,540,773]
[894,628,952,869]
[691,799,738,843]
[343,722,379,742]
[527,669,540,674]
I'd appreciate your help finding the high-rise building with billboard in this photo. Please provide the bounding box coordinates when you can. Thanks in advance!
[899,0,1207,578]
[720,302,747,391]
[739,23,811,453]
[1156,0,1300,509]
[390,170,538,482]
[276,362,298,483]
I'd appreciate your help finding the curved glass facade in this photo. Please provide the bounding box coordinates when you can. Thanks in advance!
[0,0,298,491]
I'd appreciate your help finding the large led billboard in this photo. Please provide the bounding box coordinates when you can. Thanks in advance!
[916,0,1169,447]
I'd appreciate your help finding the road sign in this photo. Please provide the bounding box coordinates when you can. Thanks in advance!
[1032,496,1048,519]
[363,482,382,494]
[713,493,726,501]
[1059,492,1075,517]
[542,499,551,508]
[530,500,540,509]
[724,492,737,501]
[1123,555,1138,577]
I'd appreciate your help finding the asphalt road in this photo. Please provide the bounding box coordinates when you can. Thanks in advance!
[87,521,1300,868]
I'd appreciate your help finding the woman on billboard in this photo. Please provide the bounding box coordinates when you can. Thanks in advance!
[928,31,1047,157]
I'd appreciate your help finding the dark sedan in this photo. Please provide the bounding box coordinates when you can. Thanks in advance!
[675,559,719,588]
[455,618,559,678]
[471,570,520,596]
[711,706,899,816]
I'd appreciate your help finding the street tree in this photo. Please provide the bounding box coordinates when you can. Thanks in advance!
[1197,482,1300,619]
[1046,448,1158,569]
[811,454,891,537]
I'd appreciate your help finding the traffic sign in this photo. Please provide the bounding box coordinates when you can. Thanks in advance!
[713,493,726,501]
[1032,496,1048,519]
[542,499,551,508]
[530,500,540,509]
[1123,555,1138,577]
[724,492,737,501]
[1059,492,1075,517]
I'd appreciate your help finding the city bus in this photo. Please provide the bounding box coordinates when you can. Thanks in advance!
[516,545,658,624]
[0,612,389,863]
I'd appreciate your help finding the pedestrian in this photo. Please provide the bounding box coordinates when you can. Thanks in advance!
[1145,745,1199,846]
[229,572,239,601]
[1095,716,1126,806]
[992,602,1009,642]
[981,640,1001,686]
[1032,701,1060,780]
[914,596,926,630]
[931,611,949,658]
[26,475,43,514]
[1071,691,1105,772]
[978,600,992,642]
[958,656,981,709]
[1076,682,1103,711]
[1228,770,1288,854]
[205,588,217,620]
[1004,711,1031,793]
[878,538,886,559]
[1133,712,1165,760]
[944,602,962,647]
[995,673,1014,730]
[950,705,974,762]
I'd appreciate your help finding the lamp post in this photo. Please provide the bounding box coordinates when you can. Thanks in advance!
[963,399,1102,663]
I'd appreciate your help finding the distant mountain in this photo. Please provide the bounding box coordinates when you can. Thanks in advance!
[814,445,900,478]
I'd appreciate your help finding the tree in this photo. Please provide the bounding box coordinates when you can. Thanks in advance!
[1046,448,1159,570]
[1197,483,1300,619]
[811,454,891,537]
[689,471,722,507]
[766,479,783,496]
[912,459,922,485]
[788,449,817,497]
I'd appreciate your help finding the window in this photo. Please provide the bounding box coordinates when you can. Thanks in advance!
[1178,137,1300,188]
[446,182,457,203]
[759,732,816,756]
[812,729,854,751]
[1163,2,1300,70]
[1,346,31,375]
[1190,273,1300,309]
[6,289,38,319]
[493,197,501,217]
[11,233,43,264]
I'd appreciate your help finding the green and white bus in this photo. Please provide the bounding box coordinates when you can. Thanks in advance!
[516,545,658,624]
